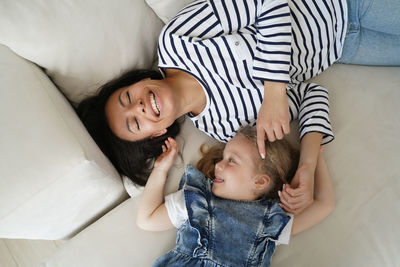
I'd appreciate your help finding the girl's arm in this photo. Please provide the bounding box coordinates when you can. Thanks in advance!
[286,150,335,235]
[279,132,322,214]
[136,138,178,231]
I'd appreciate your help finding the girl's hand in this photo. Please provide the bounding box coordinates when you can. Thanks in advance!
[154,137,178,173]
[257,81,290,158]
[279,164,314,214]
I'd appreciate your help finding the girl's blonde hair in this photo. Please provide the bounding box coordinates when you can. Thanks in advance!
[197,125,299,199]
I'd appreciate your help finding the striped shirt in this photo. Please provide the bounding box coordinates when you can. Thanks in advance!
[158,0,347,144]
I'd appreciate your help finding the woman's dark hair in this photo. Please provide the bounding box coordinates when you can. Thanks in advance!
[76,69,182,186]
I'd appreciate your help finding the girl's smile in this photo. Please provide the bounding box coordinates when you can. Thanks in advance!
[212,134,263,201]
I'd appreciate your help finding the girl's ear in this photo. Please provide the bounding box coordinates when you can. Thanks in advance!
[253,174,270,191]
[150,128,167,139]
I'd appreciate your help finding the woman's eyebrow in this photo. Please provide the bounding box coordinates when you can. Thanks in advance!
[126,118,134,133]
[118,91,126,107]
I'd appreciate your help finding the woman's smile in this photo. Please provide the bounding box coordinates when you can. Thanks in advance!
[149,92,159,115]
[149,91,161,116]
[104,70,206,142]
[105,79,178,141]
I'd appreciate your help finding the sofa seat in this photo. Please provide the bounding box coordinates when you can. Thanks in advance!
[45,64,400,266]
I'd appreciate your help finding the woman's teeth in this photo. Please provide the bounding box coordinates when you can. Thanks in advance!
[150,92,160,115]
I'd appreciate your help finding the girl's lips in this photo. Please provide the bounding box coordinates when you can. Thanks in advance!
[213,177,224,183]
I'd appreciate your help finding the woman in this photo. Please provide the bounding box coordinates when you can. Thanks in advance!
[78,0,400,213]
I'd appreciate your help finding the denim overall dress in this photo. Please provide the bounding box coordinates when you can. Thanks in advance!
[154,165,291,267]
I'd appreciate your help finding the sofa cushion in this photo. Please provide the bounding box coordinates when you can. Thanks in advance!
[0,0,164,104]
[0,44,127,240]
[145,0,193,24]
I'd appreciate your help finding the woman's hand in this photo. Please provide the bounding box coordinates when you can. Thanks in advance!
[279,164,315,214]
[154,137,178,173]
[257,81,290,158]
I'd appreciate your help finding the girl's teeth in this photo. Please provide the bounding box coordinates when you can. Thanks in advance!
[150,92,160,115]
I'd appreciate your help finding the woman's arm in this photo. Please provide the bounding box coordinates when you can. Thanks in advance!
[250,0,292,157]
[257,81,290,158]
[167,0,291,83]
[279,132,322,214]
[212,0,292,82]
[288,150,335,235]
[136,138,178,231]
[279,82,333,214]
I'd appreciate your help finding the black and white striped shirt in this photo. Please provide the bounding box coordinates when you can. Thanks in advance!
[158,0,347,144]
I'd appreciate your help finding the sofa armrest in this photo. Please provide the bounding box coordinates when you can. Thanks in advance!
[0,44,128,240]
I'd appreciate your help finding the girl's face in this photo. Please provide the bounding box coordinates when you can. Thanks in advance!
[213,134,263,201]
[105,79,178,141]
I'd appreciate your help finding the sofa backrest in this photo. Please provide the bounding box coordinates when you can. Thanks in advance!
[0,0,164,104]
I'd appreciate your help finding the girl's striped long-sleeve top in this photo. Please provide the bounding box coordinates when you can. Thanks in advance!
[158,0,347,144]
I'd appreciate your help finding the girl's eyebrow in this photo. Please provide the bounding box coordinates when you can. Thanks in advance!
[224,150,241,161]
[232,153,241,161]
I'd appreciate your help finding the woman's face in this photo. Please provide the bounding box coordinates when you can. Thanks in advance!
[105,78,178,141]
[213,134,263,201]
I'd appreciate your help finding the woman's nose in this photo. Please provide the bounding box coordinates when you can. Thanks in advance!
[128,99,145,114]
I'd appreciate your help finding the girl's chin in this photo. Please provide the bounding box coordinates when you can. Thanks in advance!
[211,187,224,198]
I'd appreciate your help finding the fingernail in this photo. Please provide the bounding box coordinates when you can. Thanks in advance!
[260,153,265,159]
[283,184,286,190]
[278,191,281,197]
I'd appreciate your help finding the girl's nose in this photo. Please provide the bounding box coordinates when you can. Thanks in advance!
[215,161,223,171]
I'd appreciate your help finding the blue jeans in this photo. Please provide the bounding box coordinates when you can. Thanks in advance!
[338,0,400,66]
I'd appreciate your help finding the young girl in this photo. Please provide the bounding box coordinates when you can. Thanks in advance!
[137,126,334,266]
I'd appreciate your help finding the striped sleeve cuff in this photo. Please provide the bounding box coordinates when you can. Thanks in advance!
[298,110,334,145]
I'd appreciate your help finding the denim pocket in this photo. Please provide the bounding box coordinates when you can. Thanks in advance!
[346,0,360,34]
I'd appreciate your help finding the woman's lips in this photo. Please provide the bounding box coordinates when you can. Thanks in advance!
[149,91,161,117]
[154,91,162,116]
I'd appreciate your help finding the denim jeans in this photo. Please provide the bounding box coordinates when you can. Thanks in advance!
[338,0,400,66]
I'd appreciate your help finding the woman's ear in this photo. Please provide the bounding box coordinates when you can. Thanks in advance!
[150,128,167,139]
[253,174,270,191]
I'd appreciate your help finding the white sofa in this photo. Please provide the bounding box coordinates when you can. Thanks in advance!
[1,0,399,266]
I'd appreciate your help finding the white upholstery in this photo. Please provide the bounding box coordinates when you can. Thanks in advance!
[0,0,164,239]
[0,44,127,240]
[145,0,192,24]
[0,0,399,265]
[45,64,400,266]
[0,0,164,104]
